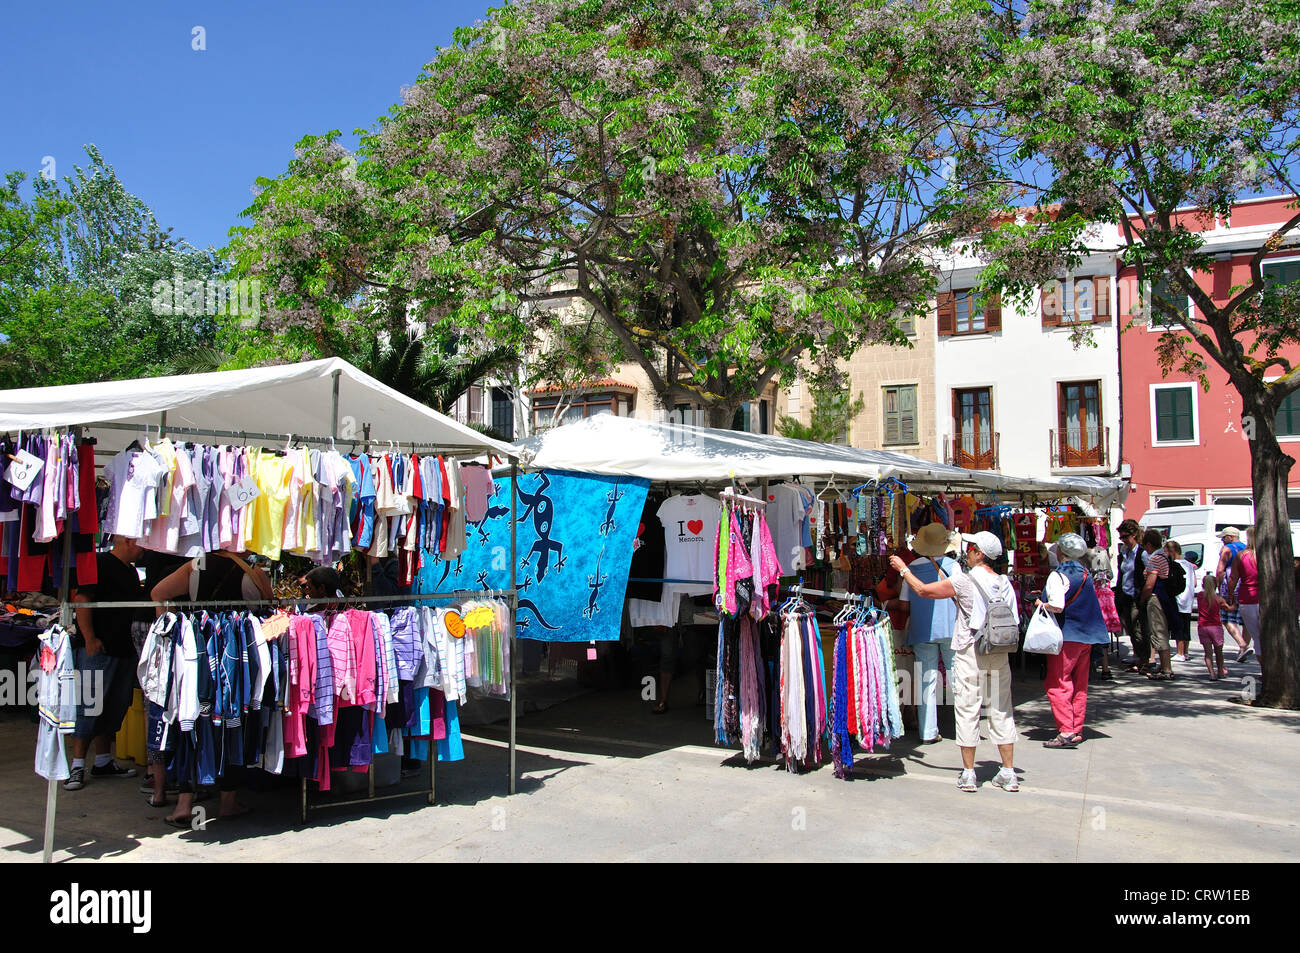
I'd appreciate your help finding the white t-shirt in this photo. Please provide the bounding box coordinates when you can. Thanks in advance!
[103,447,167,539]
[766,484,808,574]
[1175,558,1198,614]
[657,494,722,586]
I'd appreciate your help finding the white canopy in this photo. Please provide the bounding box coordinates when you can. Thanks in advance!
[0,358,515,457]
[515,416,1129,509]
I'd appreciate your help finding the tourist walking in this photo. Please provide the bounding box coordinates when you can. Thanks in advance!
[1138,529,1176,680]
[1037,534,1109,748]
[1225,535,1262,661]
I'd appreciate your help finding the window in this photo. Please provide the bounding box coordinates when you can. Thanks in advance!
[897,312,916,336]
[1277,390,1300,438]
[1150,383,1198,445]
[532,391,630,430]
[1041,276,1111,327]
[937,289,1002,337]
[952,387,996,468]
[490,387,515,440]
[882,385,918,446]
[955,292,984,333]
[1057,380,1104,466]
[1263,259,1300,287]
[1146,272,1192,329]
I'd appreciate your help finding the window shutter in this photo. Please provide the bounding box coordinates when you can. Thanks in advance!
[936,292,956,336]
[1092,276,1110,323]
[883,387,899,444]
[984,292,1002,333]
[1041,282,1061,327]
[900,386,917,443]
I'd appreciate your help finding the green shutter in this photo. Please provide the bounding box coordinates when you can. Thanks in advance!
[1156,387,1194,442]
[1263,261,1300,287]
[899,385,917,443]
[883,388,899,444]
[1277,392,1300,438]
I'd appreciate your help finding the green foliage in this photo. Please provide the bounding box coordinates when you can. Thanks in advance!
[231,0,1005,417]
[0,146,227,388]
[776,386,866,445]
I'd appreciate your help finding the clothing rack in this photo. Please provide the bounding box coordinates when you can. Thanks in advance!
[68,590,518,611]
[786,582,873,603]
[31,417,522,861]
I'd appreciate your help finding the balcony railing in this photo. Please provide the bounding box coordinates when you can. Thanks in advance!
[945,432,999,470]
[1050,426,1110,469]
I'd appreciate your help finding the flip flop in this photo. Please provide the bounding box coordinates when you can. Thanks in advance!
[146,796,168,808]
[1043,733,1079,749]
[163,815,193,829]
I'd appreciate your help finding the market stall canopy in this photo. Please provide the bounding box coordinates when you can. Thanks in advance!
[514,416,1129,509]
[0,358,515,457]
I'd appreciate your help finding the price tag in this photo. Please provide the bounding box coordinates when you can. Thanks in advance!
[444,610,466,639]
[5,449,44,492]
[224,476,261,511]
[587,643,597,661]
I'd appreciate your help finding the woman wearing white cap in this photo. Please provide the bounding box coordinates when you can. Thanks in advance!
[1037,533,1109,748]
[891,530,1020,793]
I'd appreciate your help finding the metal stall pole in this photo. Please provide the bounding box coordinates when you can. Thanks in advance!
[508,457,518,794]
[43,426,80,864]
[330,369,341,438]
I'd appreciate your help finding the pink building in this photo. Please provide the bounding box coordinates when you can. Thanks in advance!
[1119,196,1300,521]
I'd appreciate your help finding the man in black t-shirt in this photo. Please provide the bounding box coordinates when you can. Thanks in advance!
[65,537,146,791]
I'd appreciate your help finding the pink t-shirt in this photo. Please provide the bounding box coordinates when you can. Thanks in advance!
[1197,590,1222,626]
[1234,551,1259,605]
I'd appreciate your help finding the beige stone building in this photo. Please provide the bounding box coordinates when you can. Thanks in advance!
[773,311,938,460]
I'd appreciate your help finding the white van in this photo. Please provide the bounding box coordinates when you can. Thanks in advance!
[1139,504,1300,578]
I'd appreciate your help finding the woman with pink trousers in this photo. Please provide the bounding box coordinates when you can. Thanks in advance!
[1037,534,1110,748]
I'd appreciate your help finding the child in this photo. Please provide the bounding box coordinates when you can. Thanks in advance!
[1197,573,1227,680]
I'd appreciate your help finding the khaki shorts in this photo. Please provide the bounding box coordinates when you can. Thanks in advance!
[1145,597,1170,653]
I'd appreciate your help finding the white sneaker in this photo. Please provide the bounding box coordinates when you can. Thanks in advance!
[1173,654,1188,663]
[957,769,978,793]
[992,768,1020,792]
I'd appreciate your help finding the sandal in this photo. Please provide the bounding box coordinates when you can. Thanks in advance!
[163,815,193,829]
[1147,671,1175,681]
[1043,733,1079,749]
[146,795,168,808]
[650,702,669,715]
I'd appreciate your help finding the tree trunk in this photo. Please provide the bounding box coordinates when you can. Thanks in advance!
[1246,408,1300,709]
[706,403,737,430]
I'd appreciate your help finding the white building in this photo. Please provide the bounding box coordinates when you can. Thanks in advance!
[931,225,1123,482]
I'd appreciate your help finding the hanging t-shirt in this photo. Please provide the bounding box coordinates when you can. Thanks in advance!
[245,449,294,560]
[658,494,722,587]
[766,483,808,574]
[103,448,167,539]
[626,498,667,601]
[139,440,196,553]
[460,464,494,523]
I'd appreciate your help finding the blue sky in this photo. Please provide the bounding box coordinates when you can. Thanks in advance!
[2,0,493,252]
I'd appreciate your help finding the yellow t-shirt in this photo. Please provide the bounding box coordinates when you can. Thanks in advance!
[245,449,293,560]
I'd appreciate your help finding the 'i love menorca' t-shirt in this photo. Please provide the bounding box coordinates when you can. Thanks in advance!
[656,494,723,588]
